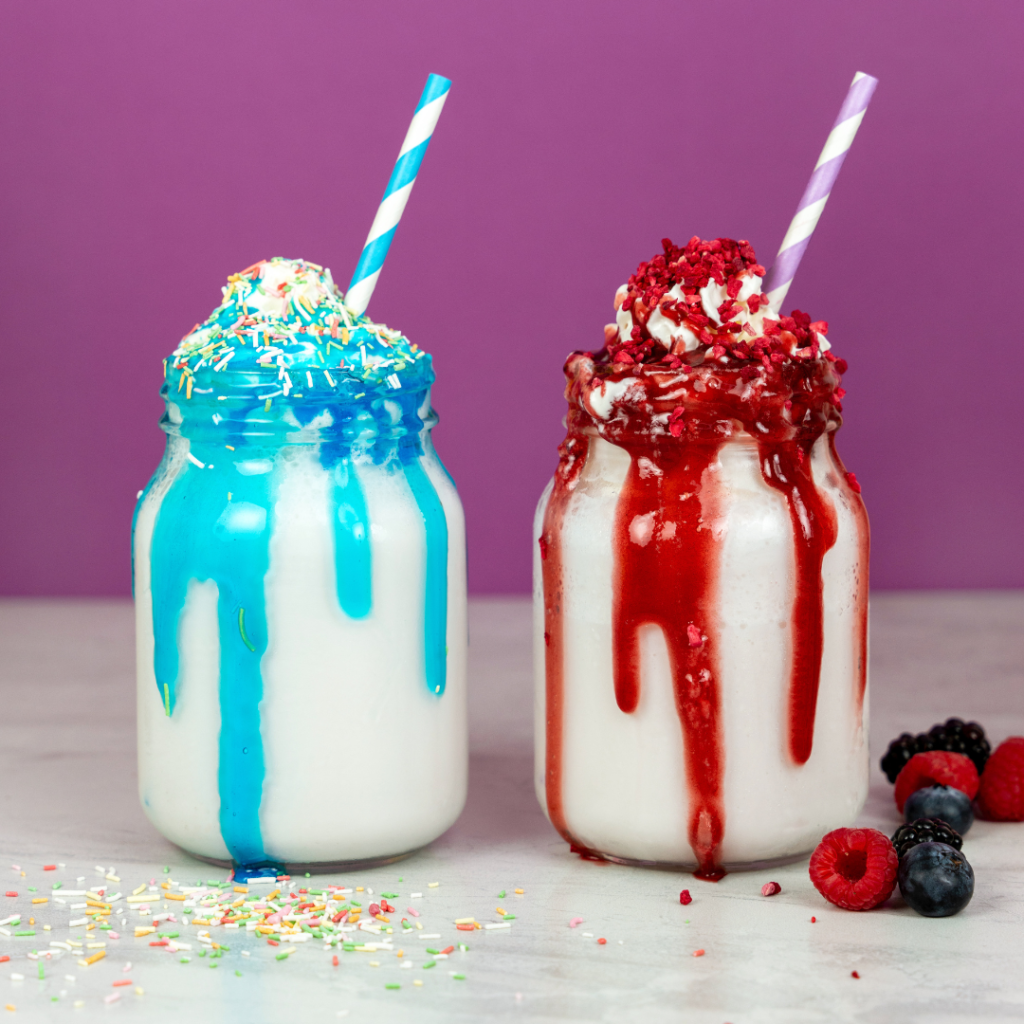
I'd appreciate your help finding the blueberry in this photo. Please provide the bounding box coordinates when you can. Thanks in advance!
[904,785,974,835]
[897,841,974,917]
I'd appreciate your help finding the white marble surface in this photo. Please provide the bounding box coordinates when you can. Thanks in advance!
[1,593,1024,1022]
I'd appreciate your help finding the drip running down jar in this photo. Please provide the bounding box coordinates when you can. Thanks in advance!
[133,259,467,876]
[534,351,870,877]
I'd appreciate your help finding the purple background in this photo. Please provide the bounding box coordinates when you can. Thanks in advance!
[1,0,1022,596]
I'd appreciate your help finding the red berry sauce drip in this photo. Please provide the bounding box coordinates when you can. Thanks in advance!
[541,332,864,876]
[539,421,591,847]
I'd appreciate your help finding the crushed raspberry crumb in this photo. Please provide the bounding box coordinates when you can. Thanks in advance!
[686,624,703,648]
[893,751,979,812]
[679,890,692,905]
[607,238,837,373]
[851,971,860,979]
[845,471,861,494]
[809,828,898,911]
[761,881,782,897]
[976,737,1024,821]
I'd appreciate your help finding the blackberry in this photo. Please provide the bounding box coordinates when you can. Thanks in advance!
[891,818,963,860]
[880,717,990,782]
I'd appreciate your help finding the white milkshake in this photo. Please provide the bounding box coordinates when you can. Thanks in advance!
[133,259,467,875]
[534,237,869,877]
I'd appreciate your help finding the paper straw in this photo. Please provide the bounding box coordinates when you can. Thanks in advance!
[345,73,452,317]
[762,72,878,314]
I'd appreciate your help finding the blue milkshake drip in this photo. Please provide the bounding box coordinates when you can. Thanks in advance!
[137,259,450,874]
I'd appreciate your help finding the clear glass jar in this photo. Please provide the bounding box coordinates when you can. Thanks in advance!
[133,381,466,876]
[533,356,869,876]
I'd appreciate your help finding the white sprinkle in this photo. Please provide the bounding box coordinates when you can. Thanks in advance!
[418,934,442,939]
[10,973,24,981]
[409,893,423,899]
[68,918,87,927]
[484,922,512,930]
[186,452,206,469]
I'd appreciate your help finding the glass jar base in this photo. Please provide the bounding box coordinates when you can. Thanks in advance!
[588,848,813,876]
[183,846,423,879]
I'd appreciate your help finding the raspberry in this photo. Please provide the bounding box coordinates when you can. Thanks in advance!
[976,737,1024,821]
[808,828,899,911]
[893,751,979,813]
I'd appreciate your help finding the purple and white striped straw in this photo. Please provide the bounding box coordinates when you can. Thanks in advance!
[762,72,879,314]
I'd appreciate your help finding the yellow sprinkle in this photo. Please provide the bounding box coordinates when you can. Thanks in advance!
[135,927,156,937]
[264,398,271,412]
[415,922,422,930]
[5,1004,15,1012]
[74,1002,84,1009]
[186,376,194,399]
[454,917,475,925]
[86,900,110,909]
[515,888,524,894]
[28,918,34,926]
[132,885,146,896]
[225,445,235,451]
[106,874,120,883]
[233,886,248,894]
[134,988,144,996]
[86,942,105,949]
[164,893,186,902]
[177,370,186,393]
[369,961,380,967]
[496,908,506,916]
[31,898,47,905]
[413,980,423,987]
[428,883,440,888]
[397,950,404,958]
[84,951,106,966]
[355,887,364,893]
[67,940,82,948]
[43,925,50,931]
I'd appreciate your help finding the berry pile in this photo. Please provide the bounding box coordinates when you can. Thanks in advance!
[880,718,990,783]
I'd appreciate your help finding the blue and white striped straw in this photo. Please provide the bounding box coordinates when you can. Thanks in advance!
[345,73,452,317]
[763,71,879,314]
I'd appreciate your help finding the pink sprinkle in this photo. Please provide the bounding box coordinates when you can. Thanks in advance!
[104,993,121,1005]
[406,908,420,918]
[761,881,782,897]
[122,963,132,973]
[267,913,282,923]
[569,917,583,928]
[108,932,120,940]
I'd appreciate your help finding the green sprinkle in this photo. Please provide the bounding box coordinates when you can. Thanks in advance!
[99,923,111,931]
[385,983,401,990]
[218,944,230,951]
[209,962,219,969]
[275,953,290,961]
[398,878,403,883]
[27,887,37,893]
[38,964,44,979]
[163,866,171,874]
[304,872,311,878]
[198,948,207,958]
[342,943,356,952]
[14,931,35,937]
[422,961,436,969]
[238,608,256,652]
[452,973,466,981]
[51,997,58,1002]
[498,890,506,899]
[381,892,398,899]
[503,914,516,921]
[235,970,242,977]
[164,683,171,716]
[180,957,190,963]
[350,901,361,908]
[52,883,62,890]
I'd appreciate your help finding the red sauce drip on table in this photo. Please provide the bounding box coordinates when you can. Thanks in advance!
[541,352,866,877]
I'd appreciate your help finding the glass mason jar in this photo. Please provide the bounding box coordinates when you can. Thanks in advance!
[133,378,467,876]
[534,353,869,877]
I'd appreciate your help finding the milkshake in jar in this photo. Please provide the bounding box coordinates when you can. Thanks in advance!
[534,237,869,877]
[134,258,467,876]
